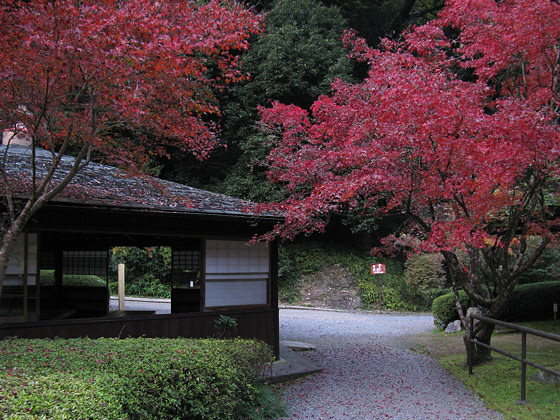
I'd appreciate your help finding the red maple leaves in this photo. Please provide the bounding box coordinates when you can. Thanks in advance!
[258,0,560,253]
[0,0,262,167]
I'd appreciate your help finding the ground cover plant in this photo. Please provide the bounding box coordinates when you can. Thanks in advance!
[0,337,284,419]
[407,320,560,419]
[279,240,413,311]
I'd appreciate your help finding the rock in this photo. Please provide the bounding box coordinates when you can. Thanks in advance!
[445,320,463,333]
[281,341,317,351]
[531,370,560,386]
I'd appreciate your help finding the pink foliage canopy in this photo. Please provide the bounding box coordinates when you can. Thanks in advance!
[257,0,560,252]
[0,0,262,169]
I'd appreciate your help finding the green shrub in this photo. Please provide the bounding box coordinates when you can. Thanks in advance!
[503,281,560,321]
[125,273,171,298]
[0,337,278,419]
[432,290,470,329]
[279,240,412,310]
[0,371,123,419]
[432,282,560,329]
[40,270,106,287]
[404,253,446,309]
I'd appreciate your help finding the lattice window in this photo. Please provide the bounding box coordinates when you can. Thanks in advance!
[172,250,200,271]
[172,249,201,288]
[62,251,107,276]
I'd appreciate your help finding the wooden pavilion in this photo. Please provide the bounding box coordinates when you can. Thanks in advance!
[0,145,281,355]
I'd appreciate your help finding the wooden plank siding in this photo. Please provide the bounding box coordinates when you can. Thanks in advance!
[0,308,279,357]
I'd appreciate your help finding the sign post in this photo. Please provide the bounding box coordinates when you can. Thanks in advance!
[371,263,386,309]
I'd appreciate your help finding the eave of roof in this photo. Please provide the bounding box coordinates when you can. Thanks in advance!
[2,145,283,221]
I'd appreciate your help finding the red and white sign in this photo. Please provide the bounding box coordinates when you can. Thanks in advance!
[371,263,386,275]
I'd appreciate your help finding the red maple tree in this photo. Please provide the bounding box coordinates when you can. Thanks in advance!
[258,0,560,362]
[0,0,262,296]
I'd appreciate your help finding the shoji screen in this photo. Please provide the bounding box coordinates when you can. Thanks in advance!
[204,240,269,308]
[1,233,38,321]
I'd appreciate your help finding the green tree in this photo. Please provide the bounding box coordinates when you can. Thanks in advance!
[218,0,355,201]
[323,0,444,47]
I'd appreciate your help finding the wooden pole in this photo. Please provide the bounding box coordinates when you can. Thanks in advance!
[377,275,382,309]
[118,263,125,311]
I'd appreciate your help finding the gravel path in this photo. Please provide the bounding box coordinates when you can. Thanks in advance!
[277,309,503,419]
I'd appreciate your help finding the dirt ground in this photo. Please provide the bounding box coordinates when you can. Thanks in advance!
[282,264,363,310]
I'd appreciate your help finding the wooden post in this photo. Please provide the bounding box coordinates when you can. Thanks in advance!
[377,275,383,309]
[54,249,63,307]
[468,315,474,375]
[371,264,386,310]
[520,332,527,403]
[118,263,125,311]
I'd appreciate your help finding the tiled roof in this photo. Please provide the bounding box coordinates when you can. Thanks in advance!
[2,145,280,219]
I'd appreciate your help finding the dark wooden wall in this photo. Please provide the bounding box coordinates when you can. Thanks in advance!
[0,308,279,357]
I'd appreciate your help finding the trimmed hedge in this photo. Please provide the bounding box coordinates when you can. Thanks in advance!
[432,281,560,328]
[0,337,279,419]
[40,270,106,287]
[503,281,560,321]
[432,290,470,329]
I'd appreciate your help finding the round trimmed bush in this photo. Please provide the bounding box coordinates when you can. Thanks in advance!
[432,290,469,329]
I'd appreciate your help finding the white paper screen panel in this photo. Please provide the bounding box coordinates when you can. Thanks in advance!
[5,233,38,286]
[205,280,267,307]
[205,240,269,307]
[205,240,269,275]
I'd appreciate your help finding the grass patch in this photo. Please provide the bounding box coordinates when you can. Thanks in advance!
[407,320,560,419]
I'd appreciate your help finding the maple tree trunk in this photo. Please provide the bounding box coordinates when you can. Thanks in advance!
[0,223,20,302]
[464,320,495,364]
[0,202,39,302]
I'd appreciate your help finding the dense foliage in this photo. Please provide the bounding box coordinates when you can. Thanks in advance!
[503,282,560,322]
[110,247,172,298]
[404,253,446,308]
[163,0,355,201]
[160,0,447,199]
[0,337,281,419]
[220,0,355,201]
[433,282,560,328]
[257,0,560,363]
